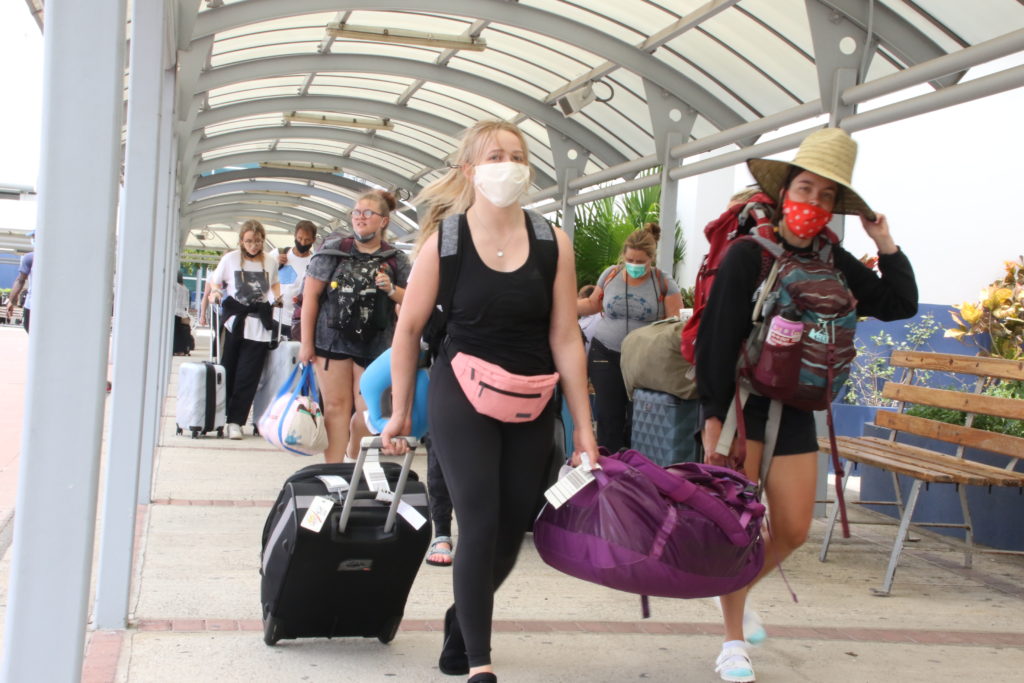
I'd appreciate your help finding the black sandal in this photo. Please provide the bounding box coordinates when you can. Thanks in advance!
[438,605,469,676]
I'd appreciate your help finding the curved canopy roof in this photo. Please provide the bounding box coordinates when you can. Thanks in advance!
[174,0,1024,251]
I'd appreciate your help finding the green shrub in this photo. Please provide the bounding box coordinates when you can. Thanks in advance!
[905,379,1024,438]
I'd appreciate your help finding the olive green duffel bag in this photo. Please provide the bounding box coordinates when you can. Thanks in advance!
[620,317,697,400]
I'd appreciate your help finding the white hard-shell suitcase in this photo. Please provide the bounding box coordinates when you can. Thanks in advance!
[176,307,227,438]
[252,334,301,435]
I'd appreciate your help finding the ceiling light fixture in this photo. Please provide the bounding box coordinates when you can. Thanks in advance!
[327,23,486,51]
[283,113,394,130]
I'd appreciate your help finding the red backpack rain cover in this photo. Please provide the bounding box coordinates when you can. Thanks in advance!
[680,193,775,363]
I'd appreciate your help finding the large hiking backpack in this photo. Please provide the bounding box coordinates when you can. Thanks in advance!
[739,226,858,412]
[318,237,400,344]
[422,209,558,359]
[680,193,774,363]
[713,224,858,539]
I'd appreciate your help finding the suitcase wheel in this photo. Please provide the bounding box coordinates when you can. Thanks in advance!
[191,430,200,439]
[217,428,224,438]
[263,616,281,646]
[377,617,401,644]
[253,425,260,436]
[176,426,182,436]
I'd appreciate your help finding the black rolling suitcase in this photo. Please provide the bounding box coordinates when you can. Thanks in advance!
[260,437,432,645]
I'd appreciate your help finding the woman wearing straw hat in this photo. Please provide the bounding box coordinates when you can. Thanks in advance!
[696,127,918,682]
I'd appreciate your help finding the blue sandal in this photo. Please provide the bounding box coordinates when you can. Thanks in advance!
[425,535,454,567]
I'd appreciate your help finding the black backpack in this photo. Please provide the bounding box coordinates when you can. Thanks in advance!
[422,209,558,360]
[318,237,401,344]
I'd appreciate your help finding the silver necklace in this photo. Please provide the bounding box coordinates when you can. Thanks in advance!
[496,230,516,257]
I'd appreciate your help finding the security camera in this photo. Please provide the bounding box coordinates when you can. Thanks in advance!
[557,84,596,116]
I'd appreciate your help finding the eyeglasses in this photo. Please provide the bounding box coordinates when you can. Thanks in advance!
[351,209,384,219]
[242,239,264,246]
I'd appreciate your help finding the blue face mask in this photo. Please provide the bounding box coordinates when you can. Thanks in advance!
[624,262,648,278]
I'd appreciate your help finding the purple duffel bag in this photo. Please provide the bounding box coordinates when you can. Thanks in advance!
[533,448,765,600]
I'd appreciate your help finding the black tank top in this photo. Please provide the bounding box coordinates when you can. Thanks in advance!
[445,214,555,376]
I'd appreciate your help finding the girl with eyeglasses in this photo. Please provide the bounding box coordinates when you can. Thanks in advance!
[200,220,281,439]
[298,190,412,462]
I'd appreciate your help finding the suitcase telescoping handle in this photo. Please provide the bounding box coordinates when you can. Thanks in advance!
[207,304,221,365]
[338,436,420,534]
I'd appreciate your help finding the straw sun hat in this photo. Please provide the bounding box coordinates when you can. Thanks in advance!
[746,127,876,222]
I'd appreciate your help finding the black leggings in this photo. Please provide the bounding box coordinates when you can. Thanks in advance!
[220,328,269,425]
[423,434,453,538]
[588,338,632,452]
[428,352,554,668]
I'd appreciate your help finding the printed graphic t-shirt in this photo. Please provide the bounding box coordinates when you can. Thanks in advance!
[209,250,280,342]
[590,265,680,352]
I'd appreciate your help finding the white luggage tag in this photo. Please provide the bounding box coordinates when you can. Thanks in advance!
[374,487,428,530]
[316,475,350,495]
[361,450,392,494]
[544,454,599,510]
[300,496,335,533]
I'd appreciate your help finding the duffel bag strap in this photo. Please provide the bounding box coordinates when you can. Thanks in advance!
[616,452,754,547]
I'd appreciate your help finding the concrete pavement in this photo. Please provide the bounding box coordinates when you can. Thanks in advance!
[1,326,1023,682]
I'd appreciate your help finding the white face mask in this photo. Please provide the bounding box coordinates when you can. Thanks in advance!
[472,161,530,208]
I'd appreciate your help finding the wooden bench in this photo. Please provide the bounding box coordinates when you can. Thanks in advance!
[818,350,1024,595]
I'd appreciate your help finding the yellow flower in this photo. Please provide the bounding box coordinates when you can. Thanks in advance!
[959,302,983,325]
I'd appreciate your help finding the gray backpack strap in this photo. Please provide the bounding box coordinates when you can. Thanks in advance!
[525,209,555,242]
[439,213,461,258]
[759,399,783,492]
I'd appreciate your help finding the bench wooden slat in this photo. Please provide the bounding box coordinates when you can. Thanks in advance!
[891,350,1024,381]
[819,438,959,483]
[874,411,1024,461]
[830,437,991,485]
[882,383,1024,421]
[820,436,1024,487]
[854,437,1024,486]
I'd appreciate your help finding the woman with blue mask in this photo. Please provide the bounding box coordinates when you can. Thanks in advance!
[576,222,683,452]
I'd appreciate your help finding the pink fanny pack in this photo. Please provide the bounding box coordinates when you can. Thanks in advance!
[450,352,559,423]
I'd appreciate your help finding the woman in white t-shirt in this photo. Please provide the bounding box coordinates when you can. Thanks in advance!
[200,220,281,439]
[275,219,316,339]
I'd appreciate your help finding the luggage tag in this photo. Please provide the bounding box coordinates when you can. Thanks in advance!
[544,455,599,510]
[300,495,335,533]
[316,475,350,495]
[361,451,392,493]
[373,489,428,530]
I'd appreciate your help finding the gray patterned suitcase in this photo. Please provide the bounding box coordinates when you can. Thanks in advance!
[631,388,699,467]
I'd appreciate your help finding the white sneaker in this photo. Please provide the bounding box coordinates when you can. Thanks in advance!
[715,643,756,682]
[226,423,243,440]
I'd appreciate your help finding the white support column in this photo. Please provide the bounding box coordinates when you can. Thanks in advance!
[0,0,127,679]
[93,0,167,630]
[138,70,179,503]
[642,80,696,280]
[546,129,588,242]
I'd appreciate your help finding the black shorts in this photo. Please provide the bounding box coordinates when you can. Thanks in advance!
[741,394,819,456]
[315,347,372,369]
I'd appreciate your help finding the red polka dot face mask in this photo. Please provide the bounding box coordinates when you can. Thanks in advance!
[781,197,833,239]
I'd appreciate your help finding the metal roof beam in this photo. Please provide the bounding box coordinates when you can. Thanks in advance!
[190,0,745,131]
[186,196,338,221]
[193,167,371,193]
[189,180,356,209]
[195,54,629,167]
[190,0,745,132]
[816,0,963,89]
[196,150,420,195]
[196,126,444,177]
